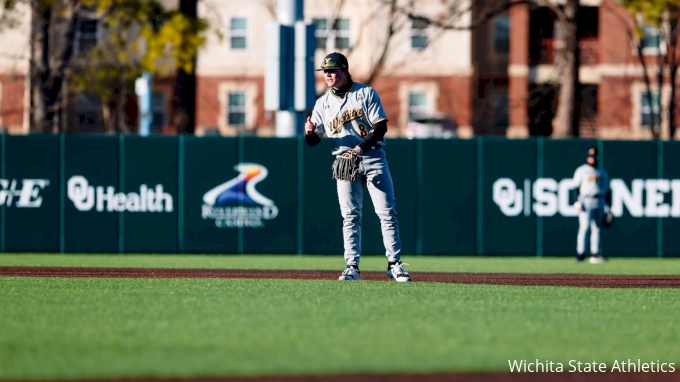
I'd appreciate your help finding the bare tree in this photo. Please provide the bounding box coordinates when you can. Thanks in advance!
[617,0,680,139]
[29,0,80,133]
[541,0,579,137]
[359,0,399,86]
[1,0,212,134]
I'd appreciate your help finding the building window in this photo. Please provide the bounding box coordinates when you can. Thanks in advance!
[641,26,665,54]
[641,91,660,129]
[410,17,428,50]
[408,92,427,120]
[333,18,350,49]
[228,92,246,126]
[77,94,101,130]
[493,17,510,55]
[75,18,99,54]
[312,18,327,49]
[230,17,247,49]
[312,17,350,50]
[151,92,166,133]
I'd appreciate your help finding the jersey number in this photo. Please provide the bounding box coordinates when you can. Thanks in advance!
[358,124,368,138]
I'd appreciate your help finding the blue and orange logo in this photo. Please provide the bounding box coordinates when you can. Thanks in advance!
[203,163,274,207]
[202,163,278,228]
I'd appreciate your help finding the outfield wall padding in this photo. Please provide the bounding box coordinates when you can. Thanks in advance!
[1,134,679,257]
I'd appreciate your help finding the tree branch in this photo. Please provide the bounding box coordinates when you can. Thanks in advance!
[385,0,529,31]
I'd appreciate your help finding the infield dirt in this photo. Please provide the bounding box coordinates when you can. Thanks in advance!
[1,266,679,288]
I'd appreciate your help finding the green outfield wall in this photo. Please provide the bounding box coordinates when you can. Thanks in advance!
[1,134,679,257]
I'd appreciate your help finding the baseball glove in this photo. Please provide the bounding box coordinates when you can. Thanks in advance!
[332,151,360,182]
[602,212,614,228]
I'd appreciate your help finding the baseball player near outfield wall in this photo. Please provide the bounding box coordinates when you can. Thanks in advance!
[304,52,411,282]
[572,147,611,264]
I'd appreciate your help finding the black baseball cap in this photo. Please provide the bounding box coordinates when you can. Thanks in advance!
[316,52,348,71]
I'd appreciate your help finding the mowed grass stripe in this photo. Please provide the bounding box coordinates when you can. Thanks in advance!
[1,277,679,379]
[1,254,680,275]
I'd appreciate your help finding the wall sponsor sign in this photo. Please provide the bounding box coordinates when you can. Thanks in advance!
[201,163,279,228]
[5,135,679,256]
[0,179,50,208]
[180,136,298,254]
[67,175,173,213]
[493,177,680,218]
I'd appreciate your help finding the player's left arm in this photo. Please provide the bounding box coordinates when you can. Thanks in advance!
[355,88,388,153]
[357,120,387,152]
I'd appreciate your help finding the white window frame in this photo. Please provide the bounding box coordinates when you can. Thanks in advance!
[640,91,660,129]
[227,91,247,128]
[631,82,670,135]
[408,92,428,120]
[311,18,328,50]
[641,26,666,56]
[75,17,100,55]
[230,17,248,50]
[410,17,429,51]
[312,17,350,51]
[399,82,439,131]
[218,82,258,136]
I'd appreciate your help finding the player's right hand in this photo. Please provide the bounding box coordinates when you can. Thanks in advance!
[304,116,316,136]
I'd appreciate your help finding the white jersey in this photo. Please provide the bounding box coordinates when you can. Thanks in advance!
[572,164,609,198]
[310,82,388,155]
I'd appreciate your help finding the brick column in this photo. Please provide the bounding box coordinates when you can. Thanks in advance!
[507,3,529,138]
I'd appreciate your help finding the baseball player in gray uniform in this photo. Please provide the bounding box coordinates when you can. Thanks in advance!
[304,52,411,282]
[572,147,611,264]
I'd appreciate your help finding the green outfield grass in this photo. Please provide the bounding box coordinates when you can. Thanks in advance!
[1,253,680,275]
[2,254,680,379]
[1,276,679,379]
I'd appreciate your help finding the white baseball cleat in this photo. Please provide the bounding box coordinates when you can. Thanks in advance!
[386,261,412,282]
[589,255,606,264]
[338,266,361,281]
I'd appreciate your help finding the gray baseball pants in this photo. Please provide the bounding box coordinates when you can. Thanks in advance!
[577,196,605,256]
[336,149,401,267]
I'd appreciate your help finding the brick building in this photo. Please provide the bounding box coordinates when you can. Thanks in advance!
[0,0,675,139]
[194,0,474,138]
[0,4,30,134]
[493,0,678,139]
